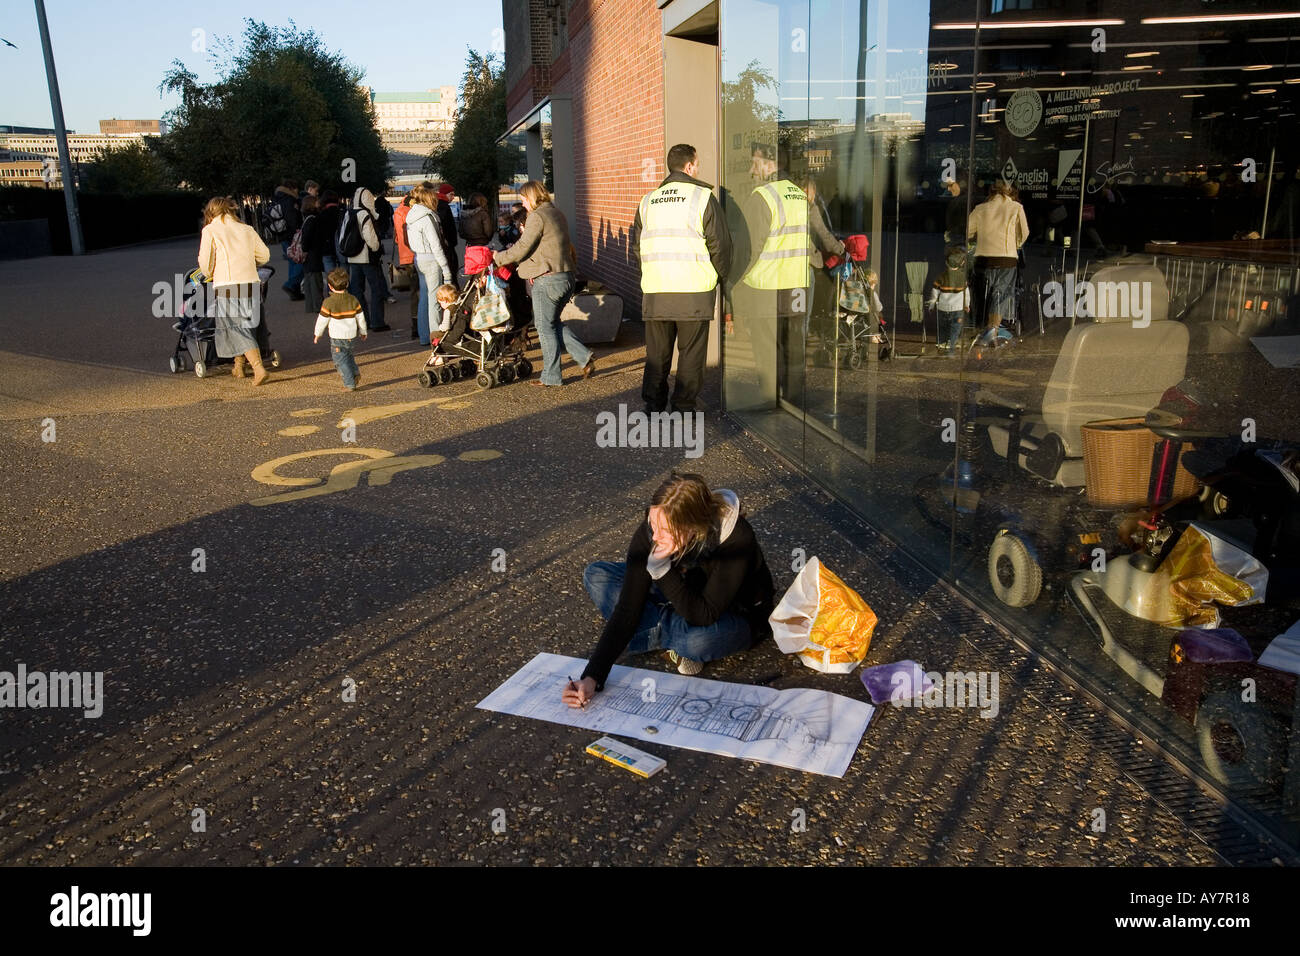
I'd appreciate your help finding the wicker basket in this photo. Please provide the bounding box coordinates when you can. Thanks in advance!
[1080,417,1201,509]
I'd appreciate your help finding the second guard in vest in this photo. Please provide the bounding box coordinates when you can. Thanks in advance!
[734,143,843,407]
[633,143,732,415]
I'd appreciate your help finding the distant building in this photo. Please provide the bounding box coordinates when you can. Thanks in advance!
[365,88,458,132]
[0,132,147,164]
[363,87,459,187]
[99,119,166,136]
[0,159,49,188]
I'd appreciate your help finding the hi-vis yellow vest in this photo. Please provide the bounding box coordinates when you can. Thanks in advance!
[638,181,717,293]
[743,180,809,290]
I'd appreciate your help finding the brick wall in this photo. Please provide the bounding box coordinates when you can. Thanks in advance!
[559,0,664,315]
[502,0,665,315]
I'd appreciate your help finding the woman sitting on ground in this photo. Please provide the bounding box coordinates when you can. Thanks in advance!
[562,473,775,708]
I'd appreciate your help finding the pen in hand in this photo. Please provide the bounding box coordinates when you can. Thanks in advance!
[569,676,586,708]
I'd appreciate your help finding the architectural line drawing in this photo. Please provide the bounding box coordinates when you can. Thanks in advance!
[479,653,875,777]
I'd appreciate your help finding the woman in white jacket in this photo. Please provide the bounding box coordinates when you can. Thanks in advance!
[197,196,272,384]
[966,180,1028,344]
[405,182,454,347]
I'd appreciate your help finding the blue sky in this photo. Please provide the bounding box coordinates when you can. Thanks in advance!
[4,1,504,133]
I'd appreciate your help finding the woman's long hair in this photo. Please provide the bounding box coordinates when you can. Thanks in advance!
[518,180,552,207]
[203,196,239,225]
[650,472,727,560]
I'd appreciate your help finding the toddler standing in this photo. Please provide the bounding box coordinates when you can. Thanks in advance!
[314,267,368,389]
[924,245,971,354]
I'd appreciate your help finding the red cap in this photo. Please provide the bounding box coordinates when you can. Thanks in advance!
[436,184,455,201]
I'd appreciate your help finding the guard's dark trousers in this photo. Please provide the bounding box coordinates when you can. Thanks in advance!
[642,319,710,413]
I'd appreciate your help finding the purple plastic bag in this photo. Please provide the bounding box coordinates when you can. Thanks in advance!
[860,660,933,705]
[1176,628,1253,664]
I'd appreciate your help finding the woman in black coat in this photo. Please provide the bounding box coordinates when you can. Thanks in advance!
[562,473,775,706]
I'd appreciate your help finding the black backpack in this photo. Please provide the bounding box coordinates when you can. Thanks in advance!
[267,201,289,238]
[336,208,366,258]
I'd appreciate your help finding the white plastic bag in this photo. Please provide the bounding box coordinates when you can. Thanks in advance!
[769,557,878,673]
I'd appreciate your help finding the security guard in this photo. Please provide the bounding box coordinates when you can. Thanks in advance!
[633,143,732,415]
[735,143,842,406]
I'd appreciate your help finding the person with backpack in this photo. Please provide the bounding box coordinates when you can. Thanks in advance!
[340,186,389,332]
[269,178,304,300]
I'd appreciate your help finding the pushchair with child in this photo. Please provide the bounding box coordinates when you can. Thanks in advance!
[415,246,533,390]
[167,265,281,378]
[818,234,892,367]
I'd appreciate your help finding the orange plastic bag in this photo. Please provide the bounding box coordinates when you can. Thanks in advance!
[769,557,878,673]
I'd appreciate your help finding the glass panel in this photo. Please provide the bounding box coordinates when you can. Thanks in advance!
[719,0,1300,852]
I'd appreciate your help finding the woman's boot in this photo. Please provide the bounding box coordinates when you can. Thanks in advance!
[246,349,269,386]
[231,354,247,378]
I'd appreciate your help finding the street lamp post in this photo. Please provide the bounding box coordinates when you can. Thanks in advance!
[34,0,84,255]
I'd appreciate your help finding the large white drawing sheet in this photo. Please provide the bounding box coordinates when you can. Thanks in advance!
[478,653,874,777]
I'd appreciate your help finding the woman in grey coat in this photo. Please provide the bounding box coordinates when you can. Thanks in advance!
[406,182,454,347]
[492,181,595,387]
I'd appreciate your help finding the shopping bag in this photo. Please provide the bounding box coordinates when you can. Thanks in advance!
[840,275,873,313]
[388,261,411,291]
[471,289,512,331]
[1161,524,1267,628]
[769,556,878,673]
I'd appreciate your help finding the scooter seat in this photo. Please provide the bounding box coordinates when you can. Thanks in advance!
[988,420,1086,487]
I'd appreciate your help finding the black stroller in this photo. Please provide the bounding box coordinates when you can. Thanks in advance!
[416,252,533,390]
[168,265,281,378]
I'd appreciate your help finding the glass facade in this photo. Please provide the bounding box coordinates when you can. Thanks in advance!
[720,0,1300,850]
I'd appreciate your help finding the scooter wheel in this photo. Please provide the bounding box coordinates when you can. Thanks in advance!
[169,356,180,373]
[1195,688,1288,789]
[519,359,533,378]
[194,361,207,379]
[417,371,433,388]
[988,530,1042,607]
[475,371,493,390]
[848,349,864,370]
[270,350,282,369]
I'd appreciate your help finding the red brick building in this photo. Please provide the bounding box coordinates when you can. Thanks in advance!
[503,1,718,317]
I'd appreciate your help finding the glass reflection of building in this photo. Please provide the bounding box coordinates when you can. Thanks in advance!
[717,0,1300,854]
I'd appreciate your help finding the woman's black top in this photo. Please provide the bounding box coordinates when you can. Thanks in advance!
[580,513,775,690]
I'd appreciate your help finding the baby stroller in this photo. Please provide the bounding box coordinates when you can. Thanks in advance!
[416,246,533,390]
[168,265,281,378]
[821,234,892,368]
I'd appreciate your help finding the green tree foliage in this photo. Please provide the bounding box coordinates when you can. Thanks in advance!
[426,51,513,202]
[157,20,388,197]
[81,141,179,194]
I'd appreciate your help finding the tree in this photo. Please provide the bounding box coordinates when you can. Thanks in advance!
[426,51,514,203]
[81,141,178,194]
[157,20,388,197]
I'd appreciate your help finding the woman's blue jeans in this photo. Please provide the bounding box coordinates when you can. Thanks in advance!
[582,561,752,664]
[530,272,591,385]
